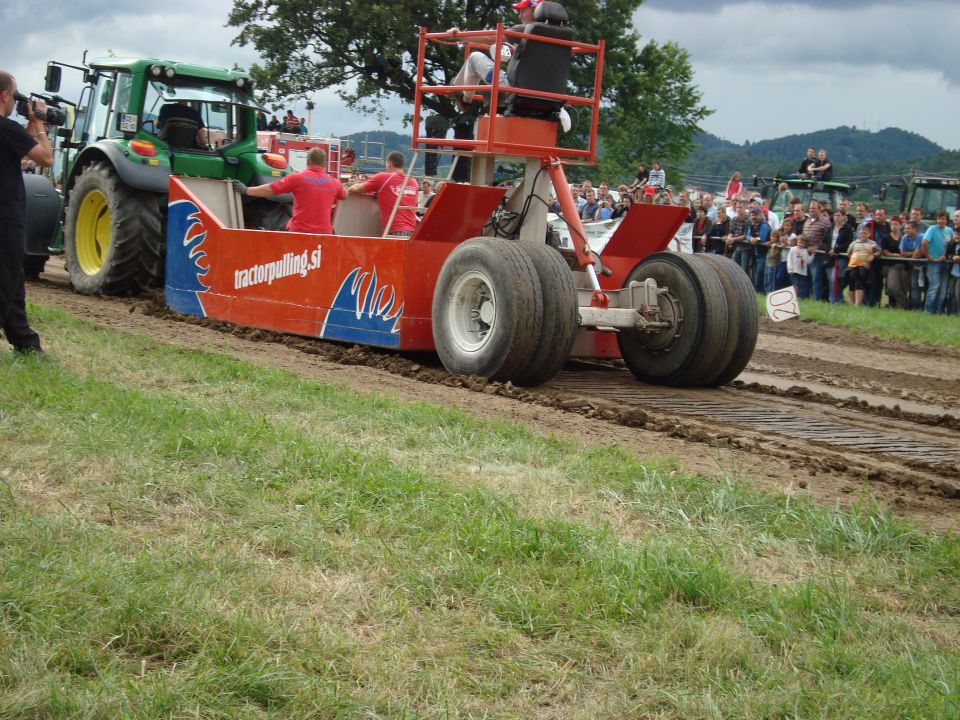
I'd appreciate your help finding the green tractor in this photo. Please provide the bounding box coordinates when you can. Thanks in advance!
[879,175,960,225]
[751,175,855,211]
[28,55,291,295]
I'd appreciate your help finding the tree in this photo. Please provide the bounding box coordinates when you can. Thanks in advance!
[595,42,711,185]
[228,0,709,165]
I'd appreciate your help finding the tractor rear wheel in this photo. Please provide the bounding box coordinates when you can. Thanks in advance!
[245,199,292,230]
[512,241,578,387]
[432,238,543,381]
[697,253,759,386]
[64,162,162,295]
[617,252,728,387]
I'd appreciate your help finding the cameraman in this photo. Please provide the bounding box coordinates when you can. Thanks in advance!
[1,70,52,354]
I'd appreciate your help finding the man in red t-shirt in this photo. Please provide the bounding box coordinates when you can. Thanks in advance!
[236,147,345,234]
[347,151,419,236]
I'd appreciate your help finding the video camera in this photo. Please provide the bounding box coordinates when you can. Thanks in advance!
[14,91,67,126]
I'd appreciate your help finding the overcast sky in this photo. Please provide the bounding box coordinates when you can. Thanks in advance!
[4,0,959,150]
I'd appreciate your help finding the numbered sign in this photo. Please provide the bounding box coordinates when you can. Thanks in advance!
[766,286,800,322]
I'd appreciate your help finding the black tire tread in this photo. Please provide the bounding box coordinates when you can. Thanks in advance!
[432,238,543,381]
[617,252,728,387]
[512,242,578,386]
[245,199,292,230]
[64,162,163,295]
[697,253,759,386]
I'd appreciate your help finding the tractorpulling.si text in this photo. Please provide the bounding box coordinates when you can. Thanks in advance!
[234,246,322,290]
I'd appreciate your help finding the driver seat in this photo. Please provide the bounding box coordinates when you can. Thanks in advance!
[505,1,574,119]
[161,118,200,149]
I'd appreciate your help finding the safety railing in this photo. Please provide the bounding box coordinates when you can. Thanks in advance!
[412,23,604,162]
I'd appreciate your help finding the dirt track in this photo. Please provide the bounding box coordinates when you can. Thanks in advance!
[25,260,960,532]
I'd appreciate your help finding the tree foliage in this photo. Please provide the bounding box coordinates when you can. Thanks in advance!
[228,0,710,169]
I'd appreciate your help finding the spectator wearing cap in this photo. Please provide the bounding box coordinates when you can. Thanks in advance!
[448,0,537,110]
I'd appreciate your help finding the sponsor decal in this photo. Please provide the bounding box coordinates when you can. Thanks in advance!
[321,267,403,346]
[234,245,322,289]
[166,199,210,316]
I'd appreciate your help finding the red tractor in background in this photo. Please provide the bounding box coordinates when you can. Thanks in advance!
[163,2,758,387]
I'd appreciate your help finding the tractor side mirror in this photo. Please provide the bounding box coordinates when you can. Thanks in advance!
[45,65,62,93]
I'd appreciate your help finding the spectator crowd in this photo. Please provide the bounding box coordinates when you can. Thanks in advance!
[545,148,960,315]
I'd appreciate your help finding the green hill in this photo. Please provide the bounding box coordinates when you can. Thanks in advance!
[683,126,949,191]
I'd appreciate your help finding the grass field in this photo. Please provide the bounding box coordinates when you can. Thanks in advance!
[1,303,959,719]
[757,294,960,348]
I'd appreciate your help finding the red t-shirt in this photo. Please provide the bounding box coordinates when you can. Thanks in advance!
[270,166,346,234]
[362,171,419,233]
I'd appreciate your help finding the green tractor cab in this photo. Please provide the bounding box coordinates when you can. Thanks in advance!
[879,176,960,225]
[752,175,855,212]
[29,56,291,295]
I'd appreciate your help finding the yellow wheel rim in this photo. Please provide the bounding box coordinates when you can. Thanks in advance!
[75,189,111,276]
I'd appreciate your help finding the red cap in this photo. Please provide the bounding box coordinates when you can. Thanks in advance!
[512,0,540,9]
[643,186,656,196]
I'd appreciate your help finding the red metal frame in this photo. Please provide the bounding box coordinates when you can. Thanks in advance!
[412,24,604,163]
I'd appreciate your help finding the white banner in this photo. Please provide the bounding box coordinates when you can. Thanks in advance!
[549,215,693,255]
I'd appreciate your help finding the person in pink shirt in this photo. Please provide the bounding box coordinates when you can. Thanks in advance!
[347,151,419,236]
[237,147,345,234]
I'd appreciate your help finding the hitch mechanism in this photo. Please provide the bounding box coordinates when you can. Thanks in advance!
[578,278,672,332]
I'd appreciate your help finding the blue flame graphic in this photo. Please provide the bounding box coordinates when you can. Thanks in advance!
[321,267,403,347]
[164,199,210,316]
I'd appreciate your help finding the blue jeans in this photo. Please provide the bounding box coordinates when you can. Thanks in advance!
[808,253,828,301]
[925,262,949,313]
[829,257,848,303]
[752,252,766,291]
[763,265,778,293]
[791,273,810,299]
[731,246,752,280]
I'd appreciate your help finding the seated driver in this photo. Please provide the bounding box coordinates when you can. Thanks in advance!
[158,100,207,147]
[448,0,540,110]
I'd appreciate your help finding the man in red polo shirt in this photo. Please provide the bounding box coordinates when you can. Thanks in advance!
[347,151,419,236]
[236,147,345,233]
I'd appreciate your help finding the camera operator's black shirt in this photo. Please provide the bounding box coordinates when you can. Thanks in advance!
[0,116,38,226]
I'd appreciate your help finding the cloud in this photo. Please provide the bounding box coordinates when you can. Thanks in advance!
[634,1,960,149]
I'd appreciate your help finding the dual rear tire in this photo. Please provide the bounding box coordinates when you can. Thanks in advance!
[431,238,576,385]
[431,242,758,388]
[617,252,757,387]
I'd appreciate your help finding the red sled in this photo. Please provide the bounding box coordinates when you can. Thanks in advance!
[164,15,757,388]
